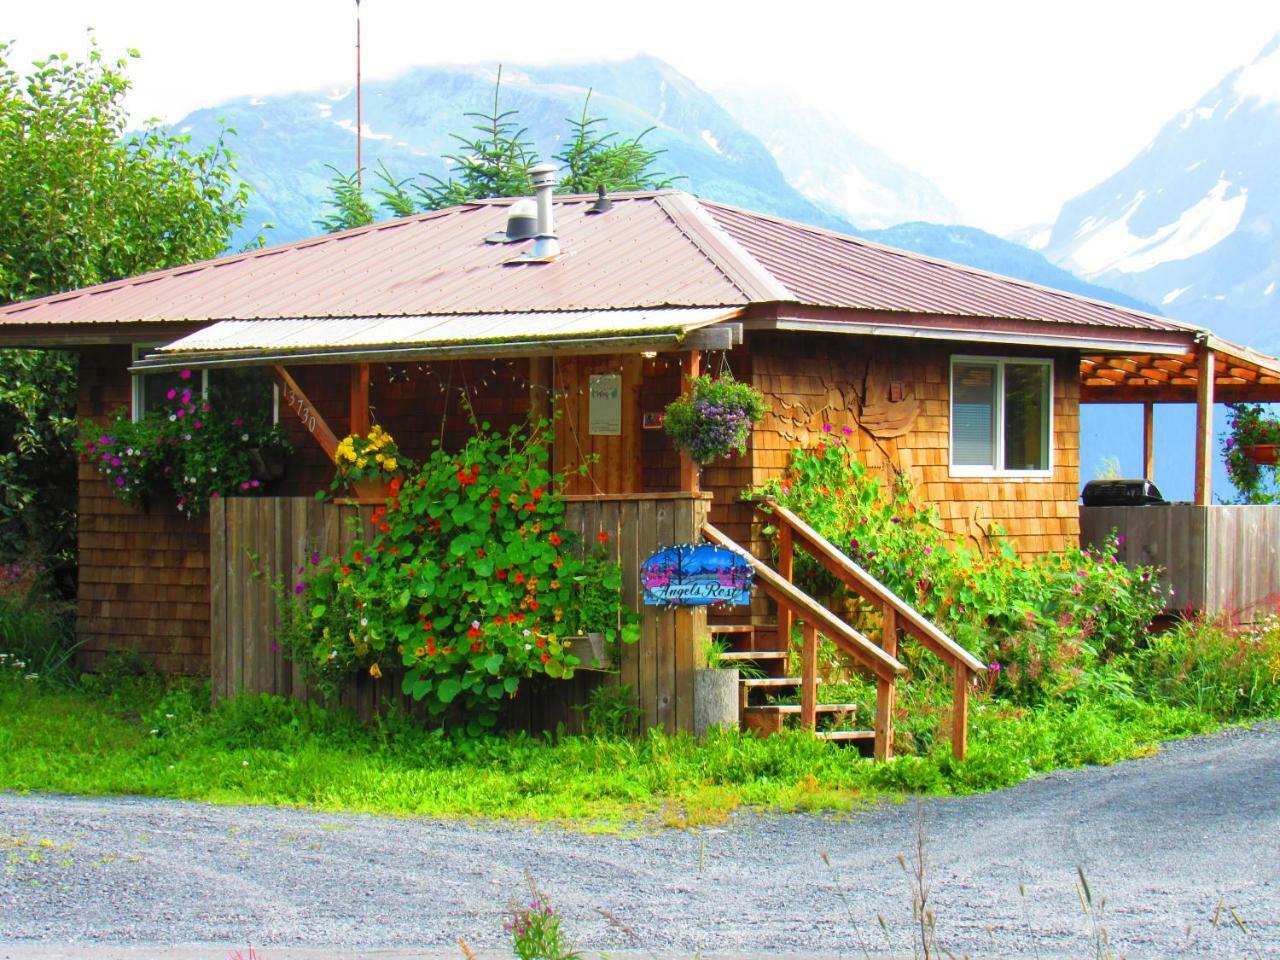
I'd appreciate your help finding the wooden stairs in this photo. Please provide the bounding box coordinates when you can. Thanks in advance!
[701,500,988,761]
[710,623,874,751]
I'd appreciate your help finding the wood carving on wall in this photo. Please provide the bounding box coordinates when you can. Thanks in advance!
[856,360,921,439]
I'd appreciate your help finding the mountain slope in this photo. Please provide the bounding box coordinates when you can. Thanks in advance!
[715,85,961,229]
[1045,34,1280,354]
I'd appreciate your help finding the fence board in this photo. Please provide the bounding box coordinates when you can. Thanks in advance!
[211,495,712,732]
[1081,504,1280,617]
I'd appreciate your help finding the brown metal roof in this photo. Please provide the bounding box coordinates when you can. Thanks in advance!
[0,189,1217,347]
[697,199,1195,334]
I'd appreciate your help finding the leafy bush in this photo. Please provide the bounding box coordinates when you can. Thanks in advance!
[282,420,637,731]
[753,433,1169,704]
[664,373,768,465]
[81,371,290,516]
[1129,613,1280,719]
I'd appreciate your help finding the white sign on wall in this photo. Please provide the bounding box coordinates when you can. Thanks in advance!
[588,373,622,436]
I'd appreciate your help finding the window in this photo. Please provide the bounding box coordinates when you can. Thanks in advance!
[131,345,278,423]
[950,357,1052,476]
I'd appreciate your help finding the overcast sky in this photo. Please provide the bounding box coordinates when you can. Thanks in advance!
[8,1,1280,234]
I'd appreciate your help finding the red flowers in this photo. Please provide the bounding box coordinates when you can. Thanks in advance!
[514,572,525,585]
[548,533,562,547]
[539,652,550,664]
[597,531,610,544]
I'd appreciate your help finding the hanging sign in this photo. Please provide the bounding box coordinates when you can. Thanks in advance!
[641,543,754,606]
[588,373,622,435]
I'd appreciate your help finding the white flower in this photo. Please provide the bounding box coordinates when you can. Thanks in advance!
[149,728,159,735]
[241,760,249,767]
[241,433,250,442]
[524,643,532,651]
[24,673,38,681]
[165,713,175,719]
[169,415,177,422]
[360,617,368,626]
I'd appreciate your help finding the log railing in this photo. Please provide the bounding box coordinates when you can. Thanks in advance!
[755,499,984,760]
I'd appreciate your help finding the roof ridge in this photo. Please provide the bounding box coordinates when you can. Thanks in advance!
[656,192,792,302]
[694,196,1204,336]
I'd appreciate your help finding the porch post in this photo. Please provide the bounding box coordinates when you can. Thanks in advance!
[678,350,703,494]
[1142,401,1155,481]
[350,363,370,436]
[528,356,551,423]
[1194,342,1215,506]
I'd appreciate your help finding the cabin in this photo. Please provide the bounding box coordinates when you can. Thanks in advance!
[4,177,1280,756]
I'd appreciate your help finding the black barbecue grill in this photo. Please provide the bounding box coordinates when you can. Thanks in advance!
[1080,478,1168,507]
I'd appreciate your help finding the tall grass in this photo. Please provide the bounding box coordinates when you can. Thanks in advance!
[0,594,80,686]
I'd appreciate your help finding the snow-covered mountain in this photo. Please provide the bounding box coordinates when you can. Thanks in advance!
[1045,34,1280,353]
[715,85,961,229]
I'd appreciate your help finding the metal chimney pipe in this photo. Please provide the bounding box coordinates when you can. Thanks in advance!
[527,162,560,258]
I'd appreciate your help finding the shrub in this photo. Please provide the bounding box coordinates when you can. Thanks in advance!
[1129,613,1280,719]
[663,373,768,465]
[282,419,638,731]
[753,433,1169,704]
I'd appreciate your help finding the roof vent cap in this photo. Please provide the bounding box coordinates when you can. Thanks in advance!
[586,184,613,215]
[485,198,537,243]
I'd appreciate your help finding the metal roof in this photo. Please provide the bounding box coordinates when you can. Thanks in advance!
[132,307,739,370]
[0,189,1224,347]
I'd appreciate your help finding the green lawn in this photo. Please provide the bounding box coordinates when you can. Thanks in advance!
[0,670,1219,826]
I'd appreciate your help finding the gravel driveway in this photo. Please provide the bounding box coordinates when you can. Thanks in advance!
[1,723,1278,959]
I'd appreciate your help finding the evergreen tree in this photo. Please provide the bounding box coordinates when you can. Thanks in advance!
[555,90,678,195]
[314,164,376,232]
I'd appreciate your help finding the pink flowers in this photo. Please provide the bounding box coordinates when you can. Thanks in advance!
[179,369,192,381]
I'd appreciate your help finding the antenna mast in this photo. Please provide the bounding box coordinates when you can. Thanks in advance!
[355,0,363,189]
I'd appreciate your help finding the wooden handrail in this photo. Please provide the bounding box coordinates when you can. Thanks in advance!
[758,499,986,675]
[701,522,905,684]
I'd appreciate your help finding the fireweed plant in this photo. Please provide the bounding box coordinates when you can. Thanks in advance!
[753,430,1170,705]
[664,372,768,465]
[1222,402,1280,504]
[81,370,290,516]
[282,420,638,731]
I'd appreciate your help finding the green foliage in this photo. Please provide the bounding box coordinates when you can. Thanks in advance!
[283,419,637,727]
[1129,613,1280,719]
[314,164,376,233]
[554,90,678,194]
[664,373,769,465]
[0,593,79,687]
[0,37,260,583]
[577,682,642,739]
[507,886,582,960]
[81,371,290,517]
[754,434,1170,704]
[1222,402,1280,504]
[0,350,78,586]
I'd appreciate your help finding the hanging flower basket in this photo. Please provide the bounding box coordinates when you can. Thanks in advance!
[663,373,769,465]
[332,425,410,500]
[348,476,397,501]
[1244,444,1280,465]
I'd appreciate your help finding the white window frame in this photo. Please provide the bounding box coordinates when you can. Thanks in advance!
[131,344,208,421]
[131,345,279,423]
[949,355,1054,478]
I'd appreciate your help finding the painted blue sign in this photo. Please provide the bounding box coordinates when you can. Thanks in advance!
[641,544,754,606]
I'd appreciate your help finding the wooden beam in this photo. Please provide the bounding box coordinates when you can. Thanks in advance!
[800,622,817,732]
[350,363,370,437]
[270,365,339,462]
[1194,342,1215,506]
[951,664,970,761]
[876,603,899,761]
[528,356,551,423]
[1143,401,1155,482]
[678,350,703,495]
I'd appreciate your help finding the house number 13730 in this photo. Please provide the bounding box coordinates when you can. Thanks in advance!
[285,386,318,433]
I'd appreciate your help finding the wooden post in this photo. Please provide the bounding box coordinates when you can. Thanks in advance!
[951,663,970,761]
[271,366,340,462]
[350,363,370,436]
[800,621,817,731]
[1194,342,1215,506]
[1142,401,1155,482]
[874,602,899,761]
[678,350,703,494]
[528,356,551,424]
[776,521,794,651]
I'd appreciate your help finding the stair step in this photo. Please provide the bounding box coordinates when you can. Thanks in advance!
[719,650,788,662]
[815,729,875,742]
[740,676,812,688]
[744,703,858,715]
[709,624,755,635]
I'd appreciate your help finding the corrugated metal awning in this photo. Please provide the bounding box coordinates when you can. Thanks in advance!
[132,307,742,372]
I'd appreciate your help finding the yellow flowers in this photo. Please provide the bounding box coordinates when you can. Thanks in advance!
[369,663,382,679]
[335,425,403,477]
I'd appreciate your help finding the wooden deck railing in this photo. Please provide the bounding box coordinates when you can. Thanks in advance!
[754,499,983,760]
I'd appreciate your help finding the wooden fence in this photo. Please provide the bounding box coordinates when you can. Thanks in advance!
[1080,504,1280,617]
[209,493,710,732]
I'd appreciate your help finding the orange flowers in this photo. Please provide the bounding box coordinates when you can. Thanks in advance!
[548,533,562,547]
[597,530,610,544]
